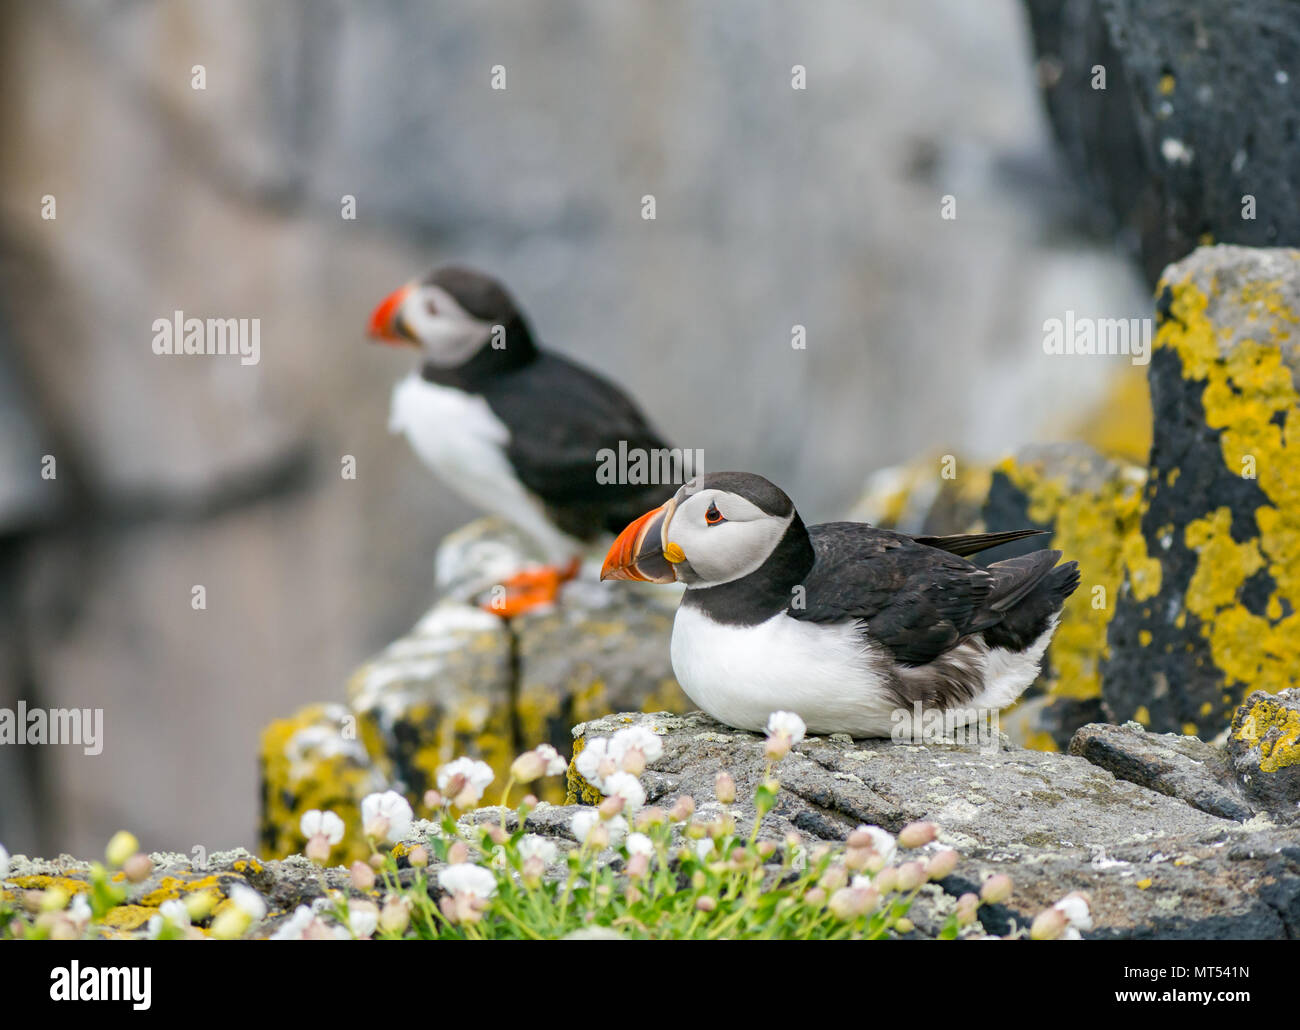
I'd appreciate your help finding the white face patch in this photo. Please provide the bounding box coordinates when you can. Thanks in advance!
[400,284,495,367]
[666,489,793,587]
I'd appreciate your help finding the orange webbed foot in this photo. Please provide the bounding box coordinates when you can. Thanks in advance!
[482,558,581,617]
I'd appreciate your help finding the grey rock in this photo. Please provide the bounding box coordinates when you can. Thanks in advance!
[1069,721,1255,822]
[569,710,1300,938]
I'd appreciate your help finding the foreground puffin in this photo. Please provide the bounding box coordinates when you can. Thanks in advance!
[601,471,1080,737]
[369,265,677,615]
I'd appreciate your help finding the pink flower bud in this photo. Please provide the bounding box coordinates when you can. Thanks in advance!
[669,796,695,822]
[447,841,470,865]
[123,853,153,883]
[819,864,849,891]
[305,834,332,864]
[511,751,546,782]
[695,896,716,912]
[1030,906,1069,941]
[874,867,899,894]
[484,824,508,846]
[844,846,869,871]
[620,750,647,776]
[423,789,443,809]
[522,794,538,809]
[980,874,1012,904]
[407,845,429,868]
[804,887,827,907]
[956,892,979,926]
[756,841,776,859]
[926,849,959,881]
[847,828,875,849]
[380,896,411,935]
[714,771,736,805]
[351,860,375,890]
[765,735,792,761]
[895,860,926,892]
[626,852,650,879]
[587,823,610,850]
[598,794,625,819]
[521,856,545,888]
[897,821,937,848]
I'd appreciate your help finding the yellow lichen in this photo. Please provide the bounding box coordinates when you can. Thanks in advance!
[1157,271,1300,696]
[1233,696,1300,772]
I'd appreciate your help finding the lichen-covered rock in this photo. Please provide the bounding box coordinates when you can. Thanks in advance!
[1069,721,1255,822]
[2,848,354,939]
[1228,689,1300,822]
[566,710,1300,938]
[346,601,515,802]
[258,703,389,865]
[1104,246,1300,734]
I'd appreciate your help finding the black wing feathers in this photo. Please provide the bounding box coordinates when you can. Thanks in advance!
[790,523,1074,666]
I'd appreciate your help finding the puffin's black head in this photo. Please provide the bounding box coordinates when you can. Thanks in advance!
[601,471,801,587]
[367,265,530,367]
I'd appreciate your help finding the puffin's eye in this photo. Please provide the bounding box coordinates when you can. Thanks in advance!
[705,502,725,526]
[425,299,439,316]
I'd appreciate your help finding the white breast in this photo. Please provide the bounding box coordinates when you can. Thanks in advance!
[669,605,1057,739]
[388,374,579,563]
[670,606,902,736]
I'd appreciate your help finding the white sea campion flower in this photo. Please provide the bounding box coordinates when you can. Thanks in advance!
[438,863,498,924]
[269,905,316,940]
[0,843,9,881]
[765,711,806,759]
[609,726,663,776]
[517,835,559,866]
[439,864,498,900]
[68,894,92,933]
[571,809,600,844]
[1053,892,1092,939]
[348,902,379,939]
[436,757,495,808]
[230,884,267,921]
[695,839,714,862]
[601,771,646,814]
[849,825,897,862]
[575,737,618,789]
[146,898,191,939]
[626,833,654,857]
[535,743,567,776]
[300,809,345,845]
[571,809,626,847]
[361,790,414,842]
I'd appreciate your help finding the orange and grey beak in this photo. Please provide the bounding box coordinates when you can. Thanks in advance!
[368,283,416,344]
[601,501,678,583]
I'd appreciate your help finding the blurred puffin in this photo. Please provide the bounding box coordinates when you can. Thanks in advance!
[369,265,676,615]
[601,471,1080,737]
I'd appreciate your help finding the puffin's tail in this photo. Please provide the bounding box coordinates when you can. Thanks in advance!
[979,554,1080,651]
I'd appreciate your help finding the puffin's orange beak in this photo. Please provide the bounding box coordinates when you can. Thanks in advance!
[601,501,677,583]
[368,284,415,344]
